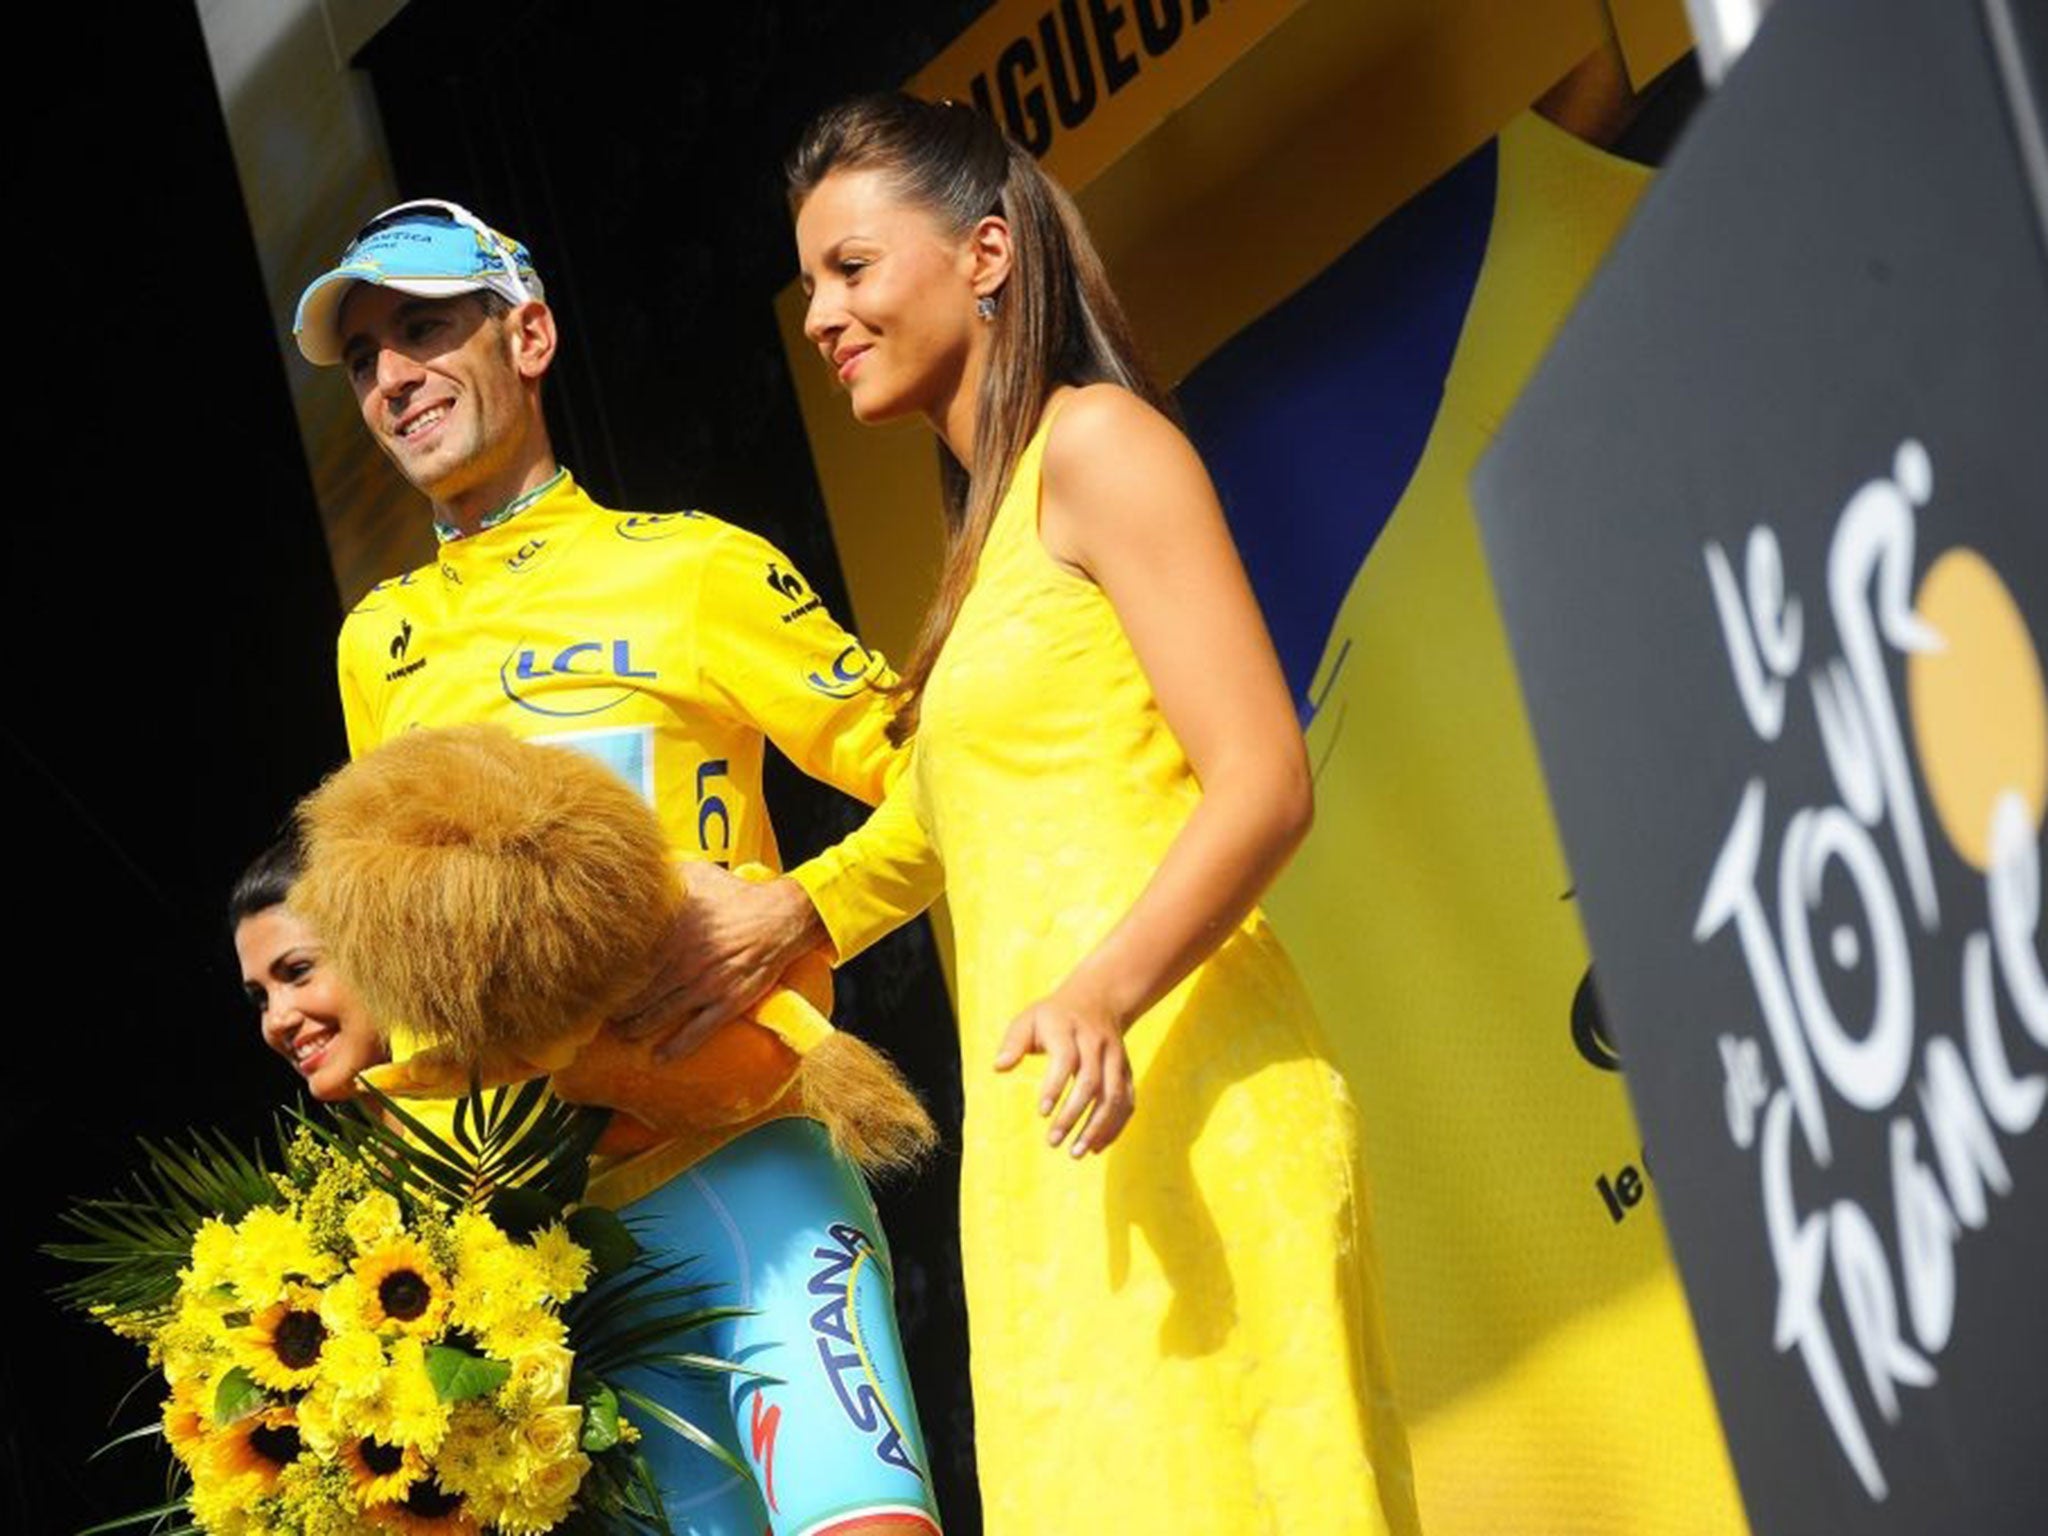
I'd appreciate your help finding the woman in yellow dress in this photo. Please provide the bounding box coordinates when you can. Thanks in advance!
[784,93,1419,1535]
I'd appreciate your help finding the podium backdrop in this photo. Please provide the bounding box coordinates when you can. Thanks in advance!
[1476,1,2048,1531]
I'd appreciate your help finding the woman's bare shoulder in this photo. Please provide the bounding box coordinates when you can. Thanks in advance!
[1042,384,1199,500]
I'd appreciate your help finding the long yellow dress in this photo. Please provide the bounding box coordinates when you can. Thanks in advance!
[913,407,1420,1535]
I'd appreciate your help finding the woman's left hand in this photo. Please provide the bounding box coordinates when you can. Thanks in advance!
[994,985,1135,1156]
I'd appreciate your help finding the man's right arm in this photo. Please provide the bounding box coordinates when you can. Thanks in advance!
[615,527,946,1055]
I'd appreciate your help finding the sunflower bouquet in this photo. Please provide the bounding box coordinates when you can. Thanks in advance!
[52,1083,742,1536]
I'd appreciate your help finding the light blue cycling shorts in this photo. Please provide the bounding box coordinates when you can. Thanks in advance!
[617,1116,942,1535]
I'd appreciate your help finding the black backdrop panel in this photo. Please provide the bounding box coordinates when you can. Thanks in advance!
[11,8,346,1532]
[1474,2,2048,1533]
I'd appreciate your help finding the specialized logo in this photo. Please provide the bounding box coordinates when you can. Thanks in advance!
[806,1222,922,1480]
[613,511,701,542]
[383,618,427,682]
[499,638,656,718]
[767,561,823,624]
[506,537,546,573]
[805,644,883,699]
[748,1395,781,1513]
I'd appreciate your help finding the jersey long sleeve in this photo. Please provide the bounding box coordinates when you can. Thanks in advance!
[789,759,943,962]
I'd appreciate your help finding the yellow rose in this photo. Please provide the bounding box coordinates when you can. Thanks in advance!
[505,1343,575,1407]
[343,1190,404,1251]
[518,1403,584,1464]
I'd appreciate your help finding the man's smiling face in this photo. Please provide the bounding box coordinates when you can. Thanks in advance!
[338,286,532,507]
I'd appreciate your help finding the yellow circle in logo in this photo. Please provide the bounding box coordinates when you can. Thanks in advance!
[1907,547,2048,870]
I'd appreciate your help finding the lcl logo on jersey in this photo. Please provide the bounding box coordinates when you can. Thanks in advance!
[805,644,882,699]
[613,511,702,542]
[506,537,547,573]
[499,638,656,717]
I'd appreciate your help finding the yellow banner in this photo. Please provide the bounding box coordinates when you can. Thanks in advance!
[910,0,1310,194]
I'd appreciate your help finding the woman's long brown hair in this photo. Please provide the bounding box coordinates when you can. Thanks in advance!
[787,93,1171,743]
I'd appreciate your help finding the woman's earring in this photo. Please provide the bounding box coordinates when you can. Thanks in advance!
[976,293,998,322]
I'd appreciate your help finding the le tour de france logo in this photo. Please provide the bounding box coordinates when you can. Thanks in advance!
[1692,438,2047,1502]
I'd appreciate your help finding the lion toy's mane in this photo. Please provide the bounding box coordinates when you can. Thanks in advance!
[291,723,934,1176]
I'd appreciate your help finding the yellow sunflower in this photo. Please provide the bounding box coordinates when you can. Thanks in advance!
[235,1282,330,1391]
[353,1236,451,1337]
[203,1404,304,1494]
[161,1379,211,1467]
[363,1476,480,1536]
[340,1434,426,1505]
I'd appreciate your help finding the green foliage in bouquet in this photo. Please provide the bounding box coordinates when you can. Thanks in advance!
[49,1081,750,1536]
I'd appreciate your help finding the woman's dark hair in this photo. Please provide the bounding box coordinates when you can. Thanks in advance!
[227,831,303,931]
[787,92,1170,742]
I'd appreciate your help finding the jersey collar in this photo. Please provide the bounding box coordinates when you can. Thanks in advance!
[434,466,571,545]
[433,468,600,584]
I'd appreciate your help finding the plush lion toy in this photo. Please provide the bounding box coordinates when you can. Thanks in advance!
[289,723,934,1176]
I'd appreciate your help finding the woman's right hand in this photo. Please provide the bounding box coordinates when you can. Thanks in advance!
[994,978,1137,1157]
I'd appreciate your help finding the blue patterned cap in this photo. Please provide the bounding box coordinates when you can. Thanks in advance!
[294,199,544,365]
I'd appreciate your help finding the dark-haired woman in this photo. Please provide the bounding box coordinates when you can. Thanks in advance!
[785,95,1419,1534]
[231,835,390,1103]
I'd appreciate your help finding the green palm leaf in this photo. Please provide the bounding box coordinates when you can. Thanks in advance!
[614,1385,750,1481]
[45,1124,281,1322]
[77,1493,194,1535]
[310,1078,606,1215]
[564,1257,751,1380]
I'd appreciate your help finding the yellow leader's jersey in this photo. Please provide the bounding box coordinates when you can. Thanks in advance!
[337,469,940,958]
